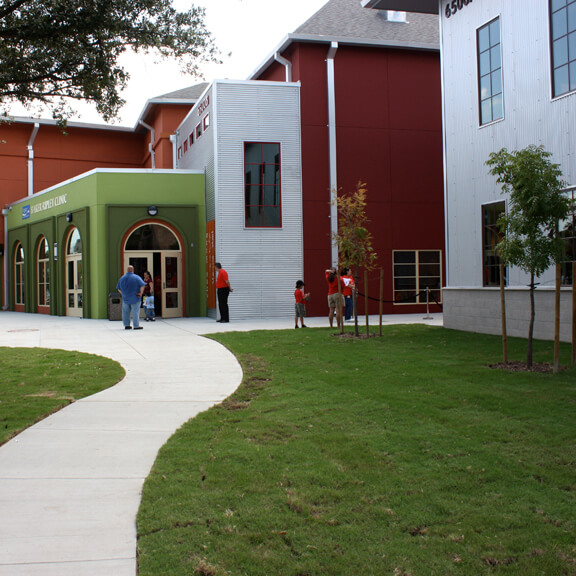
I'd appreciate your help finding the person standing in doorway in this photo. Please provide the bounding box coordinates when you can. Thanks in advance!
[215,262,233,323]
[117,265,146,330]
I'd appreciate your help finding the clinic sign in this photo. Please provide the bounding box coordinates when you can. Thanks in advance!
[22,193,68,220]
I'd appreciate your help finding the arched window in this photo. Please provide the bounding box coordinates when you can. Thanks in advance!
[14,242,25,305]
[37,237,50,307]
[67,227,82,254]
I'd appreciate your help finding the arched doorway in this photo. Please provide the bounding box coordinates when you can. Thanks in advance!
[124,223,182,318]
[65,227,83,317]
[14,242,25,311]
[37,236,50,313]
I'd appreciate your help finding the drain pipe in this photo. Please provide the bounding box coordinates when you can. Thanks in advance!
[326,41,339,266]
[2,208,9,310]
[138,120,156,169]
[27,123,40,196]
[274,52,292,82]
[170,131,179,169]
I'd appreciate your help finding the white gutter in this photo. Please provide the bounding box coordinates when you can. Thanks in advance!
[2,208,9,310]
[27,123,40,196]
[273,52,292,82]
[327,41,339,266]
[170,132,179,169]
[138,120,156,169]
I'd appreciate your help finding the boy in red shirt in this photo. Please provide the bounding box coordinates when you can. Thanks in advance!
[294,280,310,329]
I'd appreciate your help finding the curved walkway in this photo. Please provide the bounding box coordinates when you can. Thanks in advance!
[0,312,442,576]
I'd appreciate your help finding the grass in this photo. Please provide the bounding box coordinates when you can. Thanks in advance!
[0,347,125,445]
[136,325,576,576]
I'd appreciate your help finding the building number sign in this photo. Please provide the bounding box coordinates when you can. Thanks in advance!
[445,0,472,18]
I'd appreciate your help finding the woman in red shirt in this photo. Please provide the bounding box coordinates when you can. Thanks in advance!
[325,267,345,329]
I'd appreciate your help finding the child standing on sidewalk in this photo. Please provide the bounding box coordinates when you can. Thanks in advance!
[144,295,156,322]
[294,280,310,329]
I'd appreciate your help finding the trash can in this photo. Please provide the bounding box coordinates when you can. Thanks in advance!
[108,292,122,321]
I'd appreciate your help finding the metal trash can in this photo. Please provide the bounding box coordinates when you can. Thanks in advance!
[108,292,122,321]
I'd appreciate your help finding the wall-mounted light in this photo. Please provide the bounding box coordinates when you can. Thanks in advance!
[54,242,58,261]
[0,244,4,257]
[66,213,73,222]
[147,205,158,217]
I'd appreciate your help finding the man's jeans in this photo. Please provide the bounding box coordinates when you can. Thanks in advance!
[122,300,141,328]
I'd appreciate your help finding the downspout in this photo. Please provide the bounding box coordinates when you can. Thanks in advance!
[138,120,156,169]
[27,123,40,196]
[170,131,179,169]
[326,41,339,266]
[2,208,9,310]
[274,52,292,82]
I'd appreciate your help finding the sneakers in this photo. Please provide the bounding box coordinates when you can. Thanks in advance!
[134,326,143,330]
[124,326,132,330]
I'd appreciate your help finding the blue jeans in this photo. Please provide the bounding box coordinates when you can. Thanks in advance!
[344,295,353,320]
[122,300,141,328]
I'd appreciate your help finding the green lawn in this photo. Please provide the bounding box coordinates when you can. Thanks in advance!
[0,347,125,445]
[136,326,576,576]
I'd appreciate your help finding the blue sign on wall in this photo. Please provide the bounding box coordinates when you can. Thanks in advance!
[22,205,30,220]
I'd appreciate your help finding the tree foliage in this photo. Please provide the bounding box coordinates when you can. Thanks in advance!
[486,145,571,366]
[0,0,220,122]
[333,181,378,334]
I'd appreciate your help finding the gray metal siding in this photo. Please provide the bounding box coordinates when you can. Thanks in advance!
[442,0,576,290]
[214,81,303,320]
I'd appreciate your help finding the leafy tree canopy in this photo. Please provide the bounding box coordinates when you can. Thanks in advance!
[486,145,571,279]
[0,0,220,123]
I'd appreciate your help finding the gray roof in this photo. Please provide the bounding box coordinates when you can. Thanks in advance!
[154,83,210,101]
[294,0,438,47]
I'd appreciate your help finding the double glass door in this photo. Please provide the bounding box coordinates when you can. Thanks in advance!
[127,251,182,318]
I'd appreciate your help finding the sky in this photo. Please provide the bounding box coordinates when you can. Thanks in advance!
[16,0,329,127]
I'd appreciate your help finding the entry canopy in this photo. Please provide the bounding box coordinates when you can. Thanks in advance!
[125,224,180,251]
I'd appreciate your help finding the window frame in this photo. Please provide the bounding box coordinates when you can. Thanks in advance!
[560,188,576,285]
[477,17,504,126]
[244,141,282,229]
[393,250,442,305]
[482,201,507,287]
[550,0,576,98]
[37,236,50,308]
[14,242,25,306]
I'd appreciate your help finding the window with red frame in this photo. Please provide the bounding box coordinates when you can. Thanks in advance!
[244,142,281,228]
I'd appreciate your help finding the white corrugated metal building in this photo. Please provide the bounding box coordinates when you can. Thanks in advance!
[365,0,575,341]
[176,80,303,320]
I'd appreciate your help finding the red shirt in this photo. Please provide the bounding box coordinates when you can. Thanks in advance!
[325,271,345,296]
[342,275,354,297]
[216,269,229,289]
[295,288,306,304]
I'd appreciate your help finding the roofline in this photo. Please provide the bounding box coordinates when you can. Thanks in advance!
[248,31,439,80]
[4,115,133,132]
[134,97,201,131]
[361,0,438,14]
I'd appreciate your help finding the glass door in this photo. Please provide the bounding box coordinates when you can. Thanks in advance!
[66,254,83,317]
[162,253,181,318]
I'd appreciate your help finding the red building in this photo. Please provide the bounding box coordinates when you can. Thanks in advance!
[251,0,443,316]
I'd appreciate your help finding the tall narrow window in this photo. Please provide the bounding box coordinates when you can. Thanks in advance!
[551,0,576,97]
[482,202,506,286]
[478,18,503,125]
[15,242,25,305]
[393,250,442,305]
[560,189,575,285]
[37,237,50,307]
[244,142,281,228]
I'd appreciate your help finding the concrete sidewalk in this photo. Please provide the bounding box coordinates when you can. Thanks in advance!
[0,312,442,575]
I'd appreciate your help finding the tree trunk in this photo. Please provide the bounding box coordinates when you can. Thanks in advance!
[500,263,508,364]
[554,264,561,374]
[364,270,369,336]
[353,272,359,337]
[527,273,536,368]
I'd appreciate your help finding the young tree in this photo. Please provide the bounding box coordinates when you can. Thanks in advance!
[333,181,378,336]
[0,0,219,123]
[486,145,571,368]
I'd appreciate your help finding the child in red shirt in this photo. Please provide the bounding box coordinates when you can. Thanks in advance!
[294,280,310,328]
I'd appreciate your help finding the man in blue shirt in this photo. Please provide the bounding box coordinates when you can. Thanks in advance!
[116,265,146,330]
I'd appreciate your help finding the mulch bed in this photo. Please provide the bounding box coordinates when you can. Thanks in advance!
[488,361,565,373]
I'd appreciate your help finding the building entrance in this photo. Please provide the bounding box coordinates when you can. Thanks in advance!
[124,224,183,318]
[65,227,83,318]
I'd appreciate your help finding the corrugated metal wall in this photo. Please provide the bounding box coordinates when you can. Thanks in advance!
[214,81,303,320]
[442,0,575,290]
